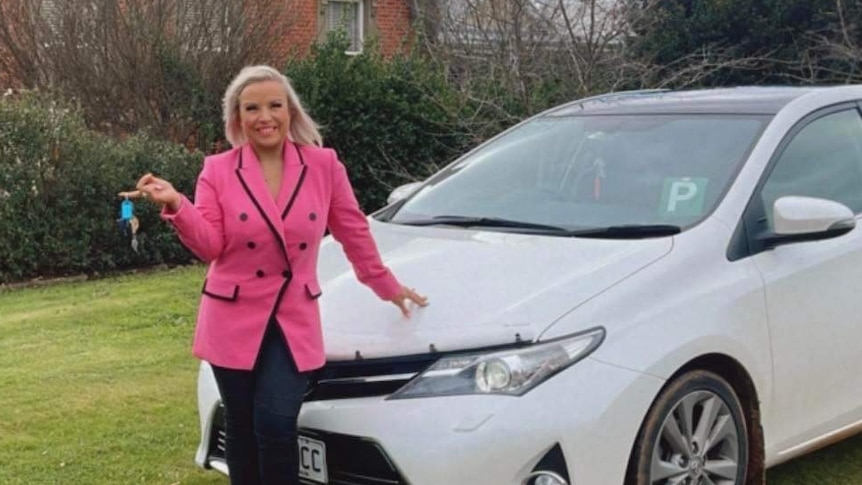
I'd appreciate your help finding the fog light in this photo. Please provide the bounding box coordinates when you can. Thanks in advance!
[522,470,568,485]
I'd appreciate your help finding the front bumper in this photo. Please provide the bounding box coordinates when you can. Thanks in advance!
[196,357,663,485]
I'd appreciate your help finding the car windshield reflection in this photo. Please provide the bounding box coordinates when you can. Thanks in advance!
[389,114,769,233]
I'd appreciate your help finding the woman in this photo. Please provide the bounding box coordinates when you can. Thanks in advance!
[135,65,428,485]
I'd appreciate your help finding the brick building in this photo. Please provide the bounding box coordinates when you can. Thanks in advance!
[0,0,417,90]
[272,0,414,59]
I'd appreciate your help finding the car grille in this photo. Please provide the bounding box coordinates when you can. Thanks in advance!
[305,342,528,401]
[209,404,227,460]
[304,353,440,401]
[299,429,408,485]
[208,408,408,484]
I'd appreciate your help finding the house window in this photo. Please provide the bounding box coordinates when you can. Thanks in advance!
[38,0,61,37]
[37,1,104,47]
[176,1,232,52]
[326,0,364,54]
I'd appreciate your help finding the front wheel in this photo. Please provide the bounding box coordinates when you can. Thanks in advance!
[627,370,748,485]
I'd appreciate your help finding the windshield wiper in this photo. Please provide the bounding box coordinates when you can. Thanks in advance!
[398,217,681,239]
[568,224,682,239]
[398,215,573,234]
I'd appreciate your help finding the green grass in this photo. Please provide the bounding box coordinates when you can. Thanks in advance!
[0,266,860,484]
[0,265,223,485]
[767,434,862,484]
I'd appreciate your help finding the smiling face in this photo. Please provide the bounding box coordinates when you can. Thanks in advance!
[237,80,291,154]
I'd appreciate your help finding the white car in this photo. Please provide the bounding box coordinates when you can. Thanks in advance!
[195,86,862,485]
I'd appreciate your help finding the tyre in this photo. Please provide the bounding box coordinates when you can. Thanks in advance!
[627,370,748,485]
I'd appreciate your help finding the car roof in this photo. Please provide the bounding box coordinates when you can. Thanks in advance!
[546,86,840,116]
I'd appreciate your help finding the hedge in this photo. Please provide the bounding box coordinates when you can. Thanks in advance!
[0,37,483,283]
[282,36,474,210]
[0,95,201,283]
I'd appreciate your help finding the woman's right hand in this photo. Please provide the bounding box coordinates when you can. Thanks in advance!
[136,173,182,212]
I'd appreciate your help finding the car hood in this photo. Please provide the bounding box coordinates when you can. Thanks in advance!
[317,219,673,360]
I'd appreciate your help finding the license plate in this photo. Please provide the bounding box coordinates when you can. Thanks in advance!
[298,435,328,483]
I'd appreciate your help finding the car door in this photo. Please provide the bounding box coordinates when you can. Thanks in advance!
[743,105,862,454]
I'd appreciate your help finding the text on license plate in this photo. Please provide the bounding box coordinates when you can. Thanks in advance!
[298,435,328,483]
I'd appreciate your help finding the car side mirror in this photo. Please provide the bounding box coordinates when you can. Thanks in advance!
[386,181,423,205]
[759,196,856,248]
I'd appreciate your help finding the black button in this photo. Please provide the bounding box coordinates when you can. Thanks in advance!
[247,242,256,249]
[309,212,317,221]
[256,270,265,278]
[282,270,292,279]
[239,213,248,221]
[299,242,308,250]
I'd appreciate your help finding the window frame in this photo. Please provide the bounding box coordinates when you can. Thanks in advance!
[320,0,369,55]
[175,2,233,53]
[729,102,862,261]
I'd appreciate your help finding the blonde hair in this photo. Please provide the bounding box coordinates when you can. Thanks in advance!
[222,65,322,147]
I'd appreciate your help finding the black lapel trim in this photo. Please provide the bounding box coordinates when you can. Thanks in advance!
[236,163,291,267]
[295,144,307,166]
[282,144,308,220]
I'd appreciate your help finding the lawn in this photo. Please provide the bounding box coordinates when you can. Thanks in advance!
[0,265,860,484]
[0,265,222,485]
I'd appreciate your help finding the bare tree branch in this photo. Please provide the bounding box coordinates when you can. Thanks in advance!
[0,0,301,149]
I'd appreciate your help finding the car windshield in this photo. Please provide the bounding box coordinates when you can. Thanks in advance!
[387,114,768,234]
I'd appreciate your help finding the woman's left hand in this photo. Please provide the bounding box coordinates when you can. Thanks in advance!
[389,286,429,318]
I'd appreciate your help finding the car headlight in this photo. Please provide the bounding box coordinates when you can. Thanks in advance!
[388,327,605,399]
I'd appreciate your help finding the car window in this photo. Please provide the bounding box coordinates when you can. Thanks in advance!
[391,114,767,231]
[761,109,862,229]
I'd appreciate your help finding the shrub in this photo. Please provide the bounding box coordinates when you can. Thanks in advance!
[0,37,505,283]
[284,35,474,210]
[0,94,200,283]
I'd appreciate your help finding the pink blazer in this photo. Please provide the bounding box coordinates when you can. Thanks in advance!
[162,142,401,372]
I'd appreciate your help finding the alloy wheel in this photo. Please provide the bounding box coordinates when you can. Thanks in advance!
[650,390,741,485]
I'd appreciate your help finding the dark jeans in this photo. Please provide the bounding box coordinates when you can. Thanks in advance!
[211,322,309,485]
